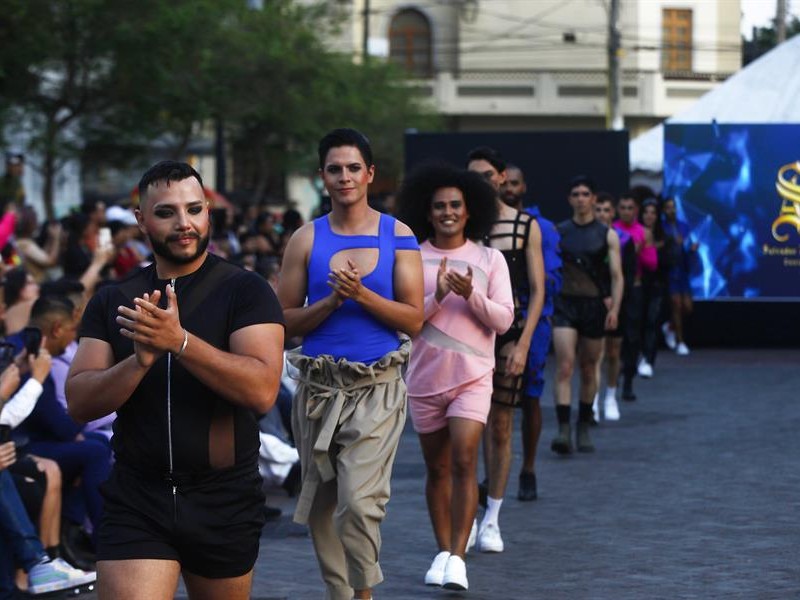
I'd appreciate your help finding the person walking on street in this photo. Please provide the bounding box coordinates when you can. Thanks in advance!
[278,129,424,600]
[398,164,513,590]
[67,161,285,600]
[467,148,545,553]
[499,165,561,500]
[661,198,696,356]
[552,176,622,454]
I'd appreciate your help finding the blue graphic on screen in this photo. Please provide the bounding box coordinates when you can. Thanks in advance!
[663,124,800,299]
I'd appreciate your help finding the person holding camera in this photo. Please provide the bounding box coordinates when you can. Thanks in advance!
[7,296,111,556]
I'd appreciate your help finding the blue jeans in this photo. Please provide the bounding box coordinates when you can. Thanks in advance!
[0,469,46,599]
[26,438,111,545]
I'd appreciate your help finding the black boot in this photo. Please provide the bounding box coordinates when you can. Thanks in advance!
[576,421,595,453]
[622,376,637,401]
[518,471,538,501]
[550,423,573,455]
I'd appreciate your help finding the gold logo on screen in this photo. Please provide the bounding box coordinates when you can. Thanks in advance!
[772,161,800,243]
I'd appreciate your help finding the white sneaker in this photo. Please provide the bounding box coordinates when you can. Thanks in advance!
[676,342,690,356]
[442,555,468,591]
[592,394,600,422]
[604,395,620,421]
[638,360,653,378]
[662,322,677,350]
[478,521,504,553]
[424,551,450,586]
[51,558,96,586]
[466,518,477,553]
[28,558,96,595]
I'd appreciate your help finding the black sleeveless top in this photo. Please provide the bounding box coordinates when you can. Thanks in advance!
[485,211,532,345]
[557,219,609,298]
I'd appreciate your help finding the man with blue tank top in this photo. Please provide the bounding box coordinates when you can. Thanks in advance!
[278,129,423,600]
[500,164,561,501]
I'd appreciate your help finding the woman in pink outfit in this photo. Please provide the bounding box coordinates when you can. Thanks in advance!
[397,164,514,591]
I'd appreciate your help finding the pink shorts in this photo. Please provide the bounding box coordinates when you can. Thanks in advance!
[408,372,493,434]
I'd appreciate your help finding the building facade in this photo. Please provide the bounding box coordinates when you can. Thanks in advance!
[319,0,742,137]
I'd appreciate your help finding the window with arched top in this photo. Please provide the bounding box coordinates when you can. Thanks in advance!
[389,9,432,77]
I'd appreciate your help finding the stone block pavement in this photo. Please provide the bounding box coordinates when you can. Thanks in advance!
[83,349,800,599]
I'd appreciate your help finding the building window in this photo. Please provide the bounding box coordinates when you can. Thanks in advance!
[389,9,432,77]
[662,8,693,72]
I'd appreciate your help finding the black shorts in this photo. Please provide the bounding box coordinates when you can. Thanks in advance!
[553,295,606,339]
[98,463,266,578]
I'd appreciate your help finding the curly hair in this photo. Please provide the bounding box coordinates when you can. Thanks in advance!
[396,162,499,243]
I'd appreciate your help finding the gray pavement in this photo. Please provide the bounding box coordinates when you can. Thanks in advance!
[83,348,800,599]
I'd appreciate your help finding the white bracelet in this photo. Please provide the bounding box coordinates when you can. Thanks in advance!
[174,329,188,360]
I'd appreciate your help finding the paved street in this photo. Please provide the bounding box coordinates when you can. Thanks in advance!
[249,349,800,600]
[81,348,800,600]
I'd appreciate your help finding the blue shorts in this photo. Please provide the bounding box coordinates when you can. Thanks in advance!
[525,317,552,399]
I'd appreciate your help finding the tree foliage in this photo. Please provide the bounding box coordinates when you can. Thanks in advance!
[0,0,437,214]
[743,16,800,65]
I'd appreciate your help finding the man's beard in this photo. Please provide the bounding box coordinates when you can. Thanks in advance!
[501,192,521,208]
[148,231,210,265]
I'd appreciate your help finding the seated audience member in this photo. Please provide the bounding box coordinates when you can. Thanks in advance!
[0,466,96,596]
[0,347,86,570]
[15,207,63,283]
[1,358,96,594]
[106,214,144,279]
[9,296,111,550]
[3,268,40,336]
[42,279,115,444]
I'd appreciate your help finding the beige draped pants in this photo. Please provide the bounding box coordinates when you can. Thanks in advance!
[288,341,409,600]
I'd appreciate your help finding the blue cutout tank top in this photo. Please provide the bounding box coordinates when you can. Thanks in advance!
[303,213,420,363]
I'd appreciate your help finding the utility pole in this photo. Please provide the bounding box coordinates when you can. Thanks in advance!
[362,0,371,62]
[606,0,623,130]
[776,0,787,43]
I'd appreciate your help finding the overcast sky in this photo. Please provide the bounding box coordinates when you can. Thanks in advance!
[741,0,796,37]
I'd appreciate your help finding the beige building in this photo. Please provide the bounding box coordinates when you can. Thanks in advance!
[319,0,742,137]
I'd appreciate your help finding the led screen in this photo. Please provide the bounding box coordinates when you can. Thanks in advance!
[663,123,800,299]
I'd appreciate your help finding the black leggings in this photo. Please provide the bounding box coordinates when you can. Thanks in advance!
[641,281,666,365]
[621,286,643,387]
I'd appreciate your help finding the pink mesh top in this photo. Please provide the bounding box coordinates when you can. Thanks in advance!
[613,220,656,277]
[406,240,514,397]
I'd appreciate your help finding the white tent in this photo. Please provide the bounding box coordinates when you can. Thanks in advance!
[630,35,800,172]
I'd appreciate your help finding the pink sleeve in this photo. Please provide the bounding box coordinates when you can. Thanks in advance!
[466,250,514,334]
[0,212,16,249]
[641,245,658,272]
[423,293,442,320]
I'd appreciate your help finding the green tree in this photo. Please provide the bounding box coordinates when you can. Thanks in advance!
[0,0,436,215]
[743,16,800,65]
[212,1,437,200]
[0,0,244,216]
